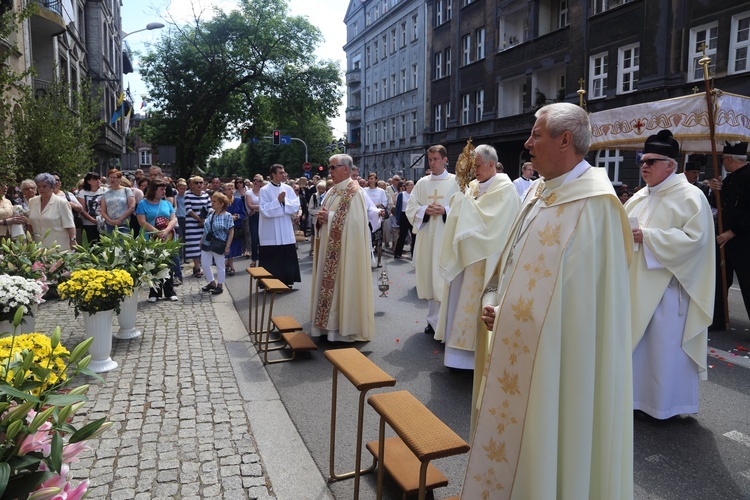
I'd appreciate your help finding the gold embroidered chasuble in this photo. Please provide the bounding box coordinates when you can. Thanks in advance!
[624,173,715,378]
[462,166,634,500]
[309,179,374,342]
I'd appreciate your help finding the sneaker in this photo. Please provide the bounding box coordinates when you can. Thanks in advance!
[168,295,179,302]
[202,283,216,292]
[210,286,223,295]
[173,277,182,286]
[148,297,157,303]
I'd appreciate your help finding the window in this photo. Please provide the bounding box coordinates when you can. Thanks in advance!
[589,52,608,99]
[596,149,624,183]
[462,0,475,6]
[391,74,397,95]
[373,41,379,64]
[366,46,371,67]
[592,0,633,15]
[559,0,568,28]
[391,29,397,53]
[446,100,451,121]
[435,103,443,131]
[411,64,418,88]
[617,43,639,94]
[382,35,387,59]
[476,28,486,60]
[382,78,387,100]
[381,121,387,142]
[689,22,718,81]
[412,15,418,41]
[462,35,471,65]
[139,149,152,166]
[400,115,406,137]
[391,118,396,139]
[729,12,750,74]
[411,111,418,137]
[401,22,407,46]
[435,51,443,79]
[374,82,379,103]
[445,47,452,75]
[367,125,371,145]
[461,93,470,124]
[475,89,484,122]
[366,86,371,106]
[446,0,452,21]
[401,69,407,92]
[375,122,380,142]
[436,0,443,25]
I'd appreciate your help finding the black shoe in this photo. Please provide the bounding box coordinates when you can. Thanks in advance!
[210,286,223,295]
[202,283,216,292]
[424,324,435,335]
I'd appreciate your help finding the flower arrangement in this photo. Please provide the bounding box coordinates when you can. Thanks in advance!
[75,230,179,289]
[0,274,46,323]
[57,269,133,317]
[0,234,68,295]
[0,307,111,498]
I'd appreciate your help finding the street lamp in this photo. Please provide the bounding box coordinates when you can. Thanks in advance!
[122,22,165,39]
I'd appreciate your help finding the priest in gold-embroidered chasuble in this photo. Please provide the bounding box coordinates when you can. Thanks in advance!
[462,103,634,500]
[435,145,519,376]
[310,155,380,342]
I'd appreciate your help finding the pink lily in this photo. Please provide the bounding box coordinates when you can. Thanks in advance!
[61,441,90,463]
[18,422,53,456]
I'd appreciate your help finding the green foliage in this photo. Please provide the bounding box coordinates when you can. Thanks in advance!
[139,0,342,178]
[10,78,102,185]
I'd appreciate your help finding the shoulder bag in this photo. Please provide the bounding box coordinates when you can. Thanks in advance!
[201,214,227,254]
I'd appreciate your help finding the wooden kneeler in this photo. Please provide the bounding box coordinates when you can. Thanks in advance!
[258,278,316,364]
[324,348,396,499]
[263,331,318,364]
[366,390,470,500]
[245,266,272,344]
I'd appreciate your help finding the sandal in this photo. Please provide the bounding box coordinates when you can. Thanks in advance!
[228,268,235,276]
[193,267,204,278]
[202,282,216,292]
[210,286,224,295]
[250,261,257,267]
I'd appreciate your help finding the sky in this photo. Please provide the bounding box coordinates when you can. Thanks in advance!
[121,0,350,148]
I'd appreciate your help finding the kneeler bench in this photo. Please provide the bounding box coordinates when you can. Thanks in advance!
[324,348,396,499]
[245,266,272,344]
[366,390,470,500]
[258,278,316,364]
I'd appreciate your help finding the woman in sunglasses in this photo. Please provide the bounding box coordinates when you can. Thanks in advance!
[184,176,211,277]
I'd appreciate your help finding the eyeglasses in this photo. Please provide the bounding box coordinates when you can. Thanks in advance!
[639,158,670,167]
[54,178,60,183]
[329,164,348,169]
[194,181,204,184]
[253,179,262,183]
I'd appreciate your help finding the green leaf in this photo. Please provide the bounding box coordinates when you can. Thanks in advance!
[49,432,62,474]
[42,393,87,407]
[27,406,56,433]
[2,471,56,500]
[0,462,9,498]
[67,337,93,364]
[68,417,107,443]
[0,386,41,404]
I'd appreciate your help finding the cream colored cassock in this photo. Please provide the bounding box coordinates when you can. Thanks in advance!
[435,174,519,373]
[405,170,459,330]
[625,173,715,419]
[309,178,380,342]
[462,164,634,500]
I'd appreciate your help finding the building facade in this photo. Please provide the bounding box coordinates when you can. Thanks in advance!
[344,0,430,181]
[344,0,749,187]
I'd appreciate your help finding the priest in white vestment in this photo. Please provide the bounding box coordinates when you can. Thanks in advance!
[436,144,519,372]
[463,103,633,500]
[512,161,535,198]
[310,154,381,342]
[625,130,715,420]
[405,145,459,335]
[258,164,301,286]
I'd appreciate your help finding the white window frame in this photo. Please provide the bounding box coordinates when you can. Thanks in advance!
[688,21,718,82]
[436,0,443,25]
[411,111,417,137]
[391,74,397,96]
[400,69,407,92]
[139,149,152,166]
[595,149,624,183]
[400,115,406,137]
[381,35,388,59]
[617,43,639,94]
[391,29,397,53]
[411,64,418,88]
[366,86,371,106]
[446,100,451,121]
[559,0,568,28]
[729,11,750,75]
[381,121,387,143]
[461,93,470,125]
[476,28,486,60]
[391,117,396,139]
[446,0,452,21]
[401,22,407,47]
[435,103,443,131]
[589,52,608,100]
[435,51,443,79]
[366,125,371,146]
[475,89,484,122]
[412,15,418,41]
[445,47,452,75]
[382,78,387,100]
[373,82,379,103]
[462,35,471,66]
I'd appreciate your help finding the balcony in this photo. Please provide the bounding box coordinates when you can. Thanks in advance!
[345,106,361,123]
[494,28,569,73]
[346,68,361,85]
[30,0,66,38]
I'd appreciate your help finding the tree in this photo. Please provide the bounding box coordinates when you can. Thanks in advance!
[139,0,342,179]
[11,78,101,187]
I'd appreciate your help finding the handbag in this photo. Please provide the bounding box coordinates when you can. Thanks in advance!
[201,214,227,254]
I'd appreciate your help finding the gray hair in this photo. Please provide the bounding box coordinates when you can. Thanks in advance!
[21,179,36,190]
[475,144,498,164]
[34,173,56,188]
[535,102,591,155]
[330,154,353,171]
[317,181,327,190]
[725,154,748,162]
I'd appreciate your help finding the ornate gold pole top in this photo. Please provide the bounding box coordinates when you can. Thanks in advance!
[698,42,712,82]
[577,77,587,109]
[455,138,476,192]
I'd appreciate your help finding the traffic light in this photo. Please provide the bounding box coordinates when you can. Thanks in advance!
[318,166,324,172]
[273,130,280,145]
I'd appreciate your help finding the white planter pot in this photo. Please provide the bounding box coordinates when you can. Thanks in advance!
[0,307,37,335]
[83,309,118,373]
[115,288,142,340]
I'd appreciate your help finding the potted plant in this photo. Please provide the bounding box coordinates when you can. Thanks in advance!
[74,230,179,340]
[57,269,133,373]
[0,307,112,498]
[0,274,46,334]
[0,232,68,300]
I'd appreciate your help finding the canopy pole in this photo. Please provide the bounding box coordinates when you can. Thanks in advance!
[698,47,729,330]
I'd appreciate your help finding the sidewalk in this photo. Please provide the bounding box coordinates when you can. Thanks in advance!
[34,274,332,499]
